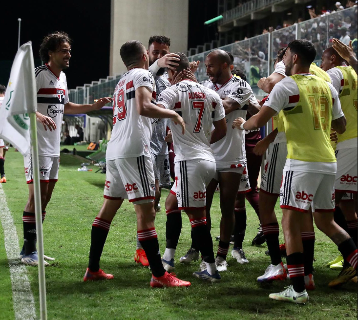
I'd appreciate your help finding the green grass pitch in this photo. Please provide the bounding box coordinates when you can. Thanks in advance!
[0,148,356,319]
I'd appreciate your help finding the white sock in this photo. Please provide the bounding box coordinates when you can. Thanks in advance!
[163,248,176,261]
[205,262,217,275]
[136,234,143,250]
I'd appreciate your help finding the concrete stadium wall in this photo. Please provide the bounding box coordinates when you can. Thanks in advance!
[110,0,189,75]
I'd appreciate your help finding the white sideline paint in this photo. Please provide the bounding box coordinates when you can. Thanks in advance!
[0,184,36,320]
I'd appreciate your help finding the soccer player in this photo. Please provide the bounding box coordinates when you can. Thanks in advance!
[134,35,177,267]
[180,49,259,271]
[0,84,7,183]
[159,52,227,282]
[84,40,191,288]
[321,46,358,286]
[20,31,112,266]
[233,39,357,304]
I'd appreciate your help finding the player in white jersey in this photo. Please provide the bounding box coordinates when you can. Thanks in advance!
[134,35,181,267]
[0,84,7,183]
[21,32,112,266]
[84,41,191,288]
[181,49,260,271]
[234,40,357,304]
[157,52,226,282]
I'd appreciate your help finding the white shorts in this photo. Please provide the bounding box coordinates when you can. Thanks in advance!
[280,169,335,212]
[0,139,4,148]
[151,154,171,187]
[238,164,251,193]
[24,153,60,184]
[260,142,287,195]
[335,148,357,193]
[171,159,216,210]
[104,155,155,203]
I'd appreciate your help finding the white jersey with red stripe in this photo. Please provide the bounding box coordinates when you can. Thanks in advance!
[158,79,225,163]
[106,68,156,160]
[35,64,69,157]
[202,76,255,168]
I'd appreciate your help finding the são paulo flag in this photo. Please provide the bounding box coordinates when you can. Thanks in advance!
[0,42,37,156]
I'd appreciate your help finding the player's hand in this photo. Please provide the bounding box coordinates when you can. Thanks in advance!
[257,77,267,90]
[92,97,113,110]
[172,114,185,134]
[253,139,270,156]
[189,61,200,73]
[165,130,173,142]
[330,130,338,143]
[157,53,180,70]
[183,68,197,82]
[36,112,56,131]
[332,39,355,62]
[232,117,246,129]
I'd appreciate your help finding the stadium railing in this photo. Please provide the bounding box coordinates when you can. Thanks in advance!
[68,7,357,110]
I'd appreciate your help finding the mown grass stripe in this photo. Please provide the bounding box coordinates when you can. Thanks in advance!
[0,184,36,320]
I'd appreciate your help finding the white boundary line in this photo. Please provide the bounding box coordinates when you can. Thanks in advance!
[0,184,36,320]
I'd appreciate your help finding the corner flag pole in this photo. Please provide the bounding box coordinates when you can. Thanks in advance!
[27,44,47,320]
[17,18,21,48]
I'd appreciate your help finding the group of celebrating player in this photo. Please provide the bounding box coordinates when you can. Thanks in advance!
[17,31,357,305]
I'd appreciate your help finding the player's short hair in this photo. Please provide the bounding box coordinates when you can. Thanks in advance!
[208,49,231,66]
[226,51,234,65]
[39,31,71,63]
[173,52,190,73]
[0,84,6,94]
[231,68,247,81]
[148,36,171,48]
[324,46,345,64]
[120,40,145,67]
[287,40,316,66]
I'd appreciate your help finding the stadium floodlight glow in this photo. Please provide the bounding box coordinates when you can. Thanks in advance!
[204,15,223,25]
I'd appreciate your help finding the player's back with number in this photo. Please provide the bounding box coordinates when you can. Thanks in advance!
[159,81,225,162]
[107,69,156,160]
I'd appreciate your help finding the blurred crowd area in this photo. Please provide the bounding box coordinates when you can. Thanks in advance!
[190,6,357,96]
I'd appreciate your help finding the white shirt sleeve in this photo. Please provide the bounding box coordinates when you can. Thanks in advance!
[227,80,254,107]
[134,70,155,92]
[149,60,161,78]
[263,80,289,113]
[328,82,345,120]
[327,68,343,94]
[274,61,286,77]
[157,87,177,110]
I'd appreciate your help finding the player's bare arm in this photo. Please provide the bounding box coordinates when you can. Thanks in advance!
[257,73,285,94]
[232,105,277,130]
[332,39,358,74]
[64,97,112,114]
[136,86,185,134]
[222,97,241,115]
[36,111,56,131]
[331,115,346,134]
[210,118,227,144]
[247,99,261,115]
[253,128,278,156]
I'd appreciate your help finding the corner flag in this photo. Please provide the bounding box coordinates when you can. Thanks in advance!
[0,42,37,155]
[0,41,48,320]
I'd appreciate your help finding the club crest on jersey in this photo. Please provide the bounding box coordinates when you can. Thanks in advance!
[47,105,64,118]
